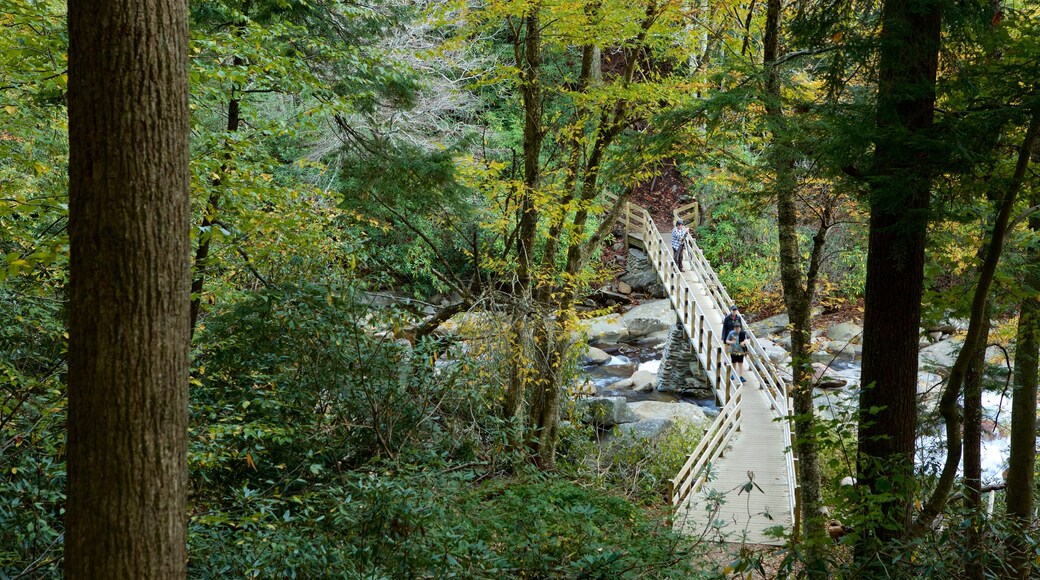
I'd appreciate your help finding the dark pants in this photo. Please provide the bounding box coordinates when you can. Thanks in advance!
[673,246,684,270]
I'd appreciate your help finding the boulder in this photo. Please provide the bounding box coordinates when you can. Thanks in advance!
[628,401,709,428]
[619,249,666,297]
[758,339,790,365]
[614,418,673,440]
[617,281,632,295]
[748,312,790,336]
[576,396,638,428]
[605,378,634,390]
[622,299,676,338]
[600,361,638,377]
[584,346,611,365]
[631,370,657,392]
[920,337,963,372]
[583,313,629,345]
[826,322,862,344]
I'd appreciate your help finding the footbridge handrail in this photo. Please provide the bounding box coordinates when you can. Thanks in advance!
[620,200,797,522]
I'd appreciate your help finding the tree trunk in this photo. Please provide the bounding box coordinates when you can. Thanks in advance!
[1005,204,1040,579]
[963,310,990,580]
[762,0,826,564]
[190,92,241,336]
[911,104,1040,537]
[856,0,942,560]
[66,0,191,575]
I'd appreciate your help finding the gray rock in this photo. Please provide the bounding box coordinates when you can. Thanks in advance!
[748,312,790,336]
[606,378,634,389]
[619,249,667,297]
[576,396,638,427]
[614,418,673,440]
[920,337,963,372]
[826,322,863,344]
[617,281,632,295]
[583,313,629,345]
[584,346,611,365]
[631,370,657,392]
[622,299,676,338]
[628,401,709,429]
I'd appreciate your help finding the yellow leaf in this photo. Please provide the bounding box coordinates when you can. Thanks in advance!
[245,452,256,470]
[4,105,16,115]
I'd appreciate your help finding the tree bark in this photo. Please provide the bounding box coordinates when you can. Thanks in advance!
[1005,189,1040,580]
[66,0,191,575]
[856,0,942,560]
[911,104,1040,538]
[963,310,990,580]
[763,0,827,565]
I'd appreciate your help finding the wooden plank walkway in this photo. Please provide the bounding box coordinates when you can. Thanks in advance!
[622,202,794,546]
[671,271,793,545]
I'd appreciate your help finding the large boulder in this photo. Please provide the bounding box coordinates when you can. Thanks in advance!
[628,401,709,429]
[748,312,789,336]
[920,337,963,373]
[631,370,657,393]
[584,346,612,365]
[622,299,676,338]
[583,313,629,345]
[614,418,672,440]
[826,322,863,344]
[758,338,791,366]
[576,396,638,427]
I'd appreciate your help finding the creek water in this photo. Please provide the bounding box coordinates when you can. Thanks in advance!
[582,345,719,411]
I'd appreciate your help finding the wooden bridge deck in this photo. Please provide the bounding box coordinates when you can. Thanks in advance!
[671,273,793,545]
[619,201,795,546]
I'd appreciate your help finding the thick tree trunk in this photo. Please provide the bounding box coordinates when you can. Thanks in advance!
[1005,209,1040,579]
[66,0,191,575]
[856,0,942,559]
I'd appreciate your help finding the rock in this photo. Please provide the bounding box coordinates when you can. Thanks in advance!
[928,331,943,342]
[826,322,862,344]
[633,330,671,347]
[584,346,611,365]
[631,370,657,392]
[617,281,632,295]
[614,418,673,440]
[920,337,963,372]
[606,378,634,390]
[622,299,676,338]
[619,249,666,297]
[776,335,792,350]
[600,361,638,377]
[748,312,790,336]
[576,396,638,427]
[758,339,790,365]
[583,313,629,345]
[628,401,709,428]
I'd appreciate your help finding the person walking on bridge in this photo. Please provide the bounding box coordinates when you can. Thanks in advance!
[671,218,689,271]
[727,323,749,383]
[722,305,743,345]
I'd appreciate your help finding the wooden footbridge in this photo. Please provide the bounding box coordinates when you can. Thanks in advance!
[619,199,798,546]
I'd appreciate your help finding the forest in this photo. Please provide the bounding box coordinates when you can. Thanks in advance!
[2,0,1040,577]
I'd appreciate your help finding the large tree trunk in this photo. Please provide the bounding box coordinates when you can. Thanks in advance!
[856,0,942,560]
[1005,203,1040,579]
[66,0,191,575]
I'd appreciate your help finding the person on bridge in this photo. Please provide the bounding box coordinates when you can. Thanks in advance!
[721,305,743,344]
[727,323,749,382]
[671,218,689,271]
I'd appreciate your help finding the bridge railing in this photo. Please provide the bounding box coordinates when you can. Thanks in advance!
[621,200,797,520]
[621,202,744,505]
[680,235,798,520]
